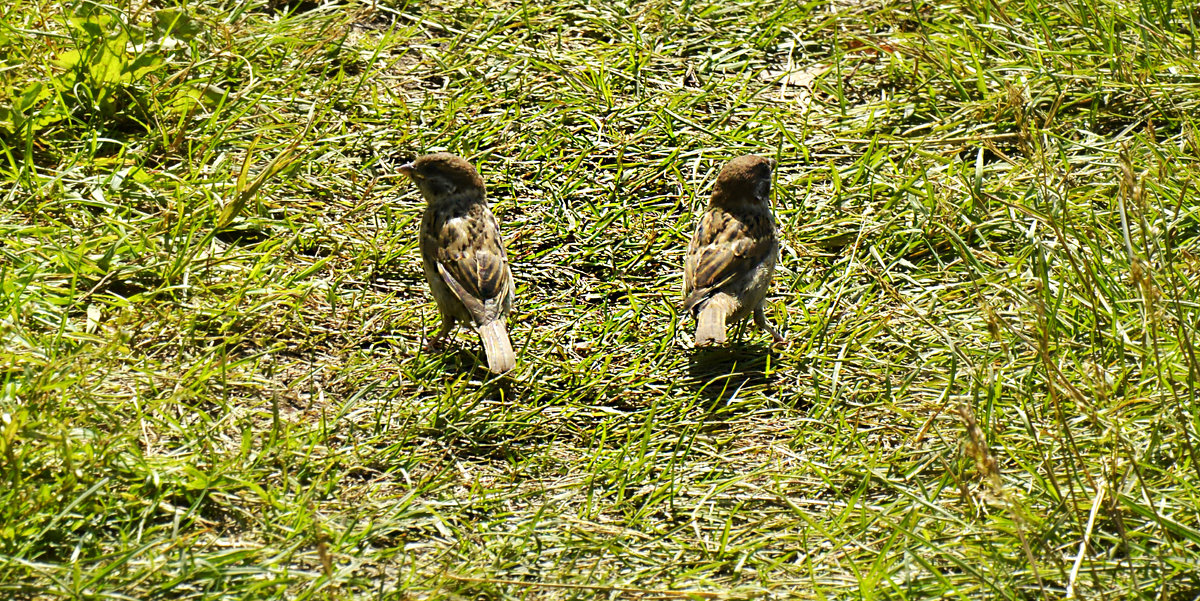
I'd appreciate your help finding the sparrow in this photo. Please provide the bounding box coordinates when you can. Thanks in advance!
[399,153,516,373]
[683,154,785,347]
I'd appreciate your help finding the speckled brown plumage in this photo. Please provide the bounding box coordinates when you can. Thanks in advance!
[400,153,516,373]
[683,155,784,347]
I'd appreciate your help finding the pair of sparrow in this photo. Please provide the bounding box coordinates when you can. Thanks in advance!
[400,153,784,374]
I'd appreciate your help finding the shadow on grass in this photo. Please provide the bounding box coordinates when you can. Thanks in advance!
[687,343,778,406]
[426,345,489,374]
[419,346,525,403]
[393,346,531,461]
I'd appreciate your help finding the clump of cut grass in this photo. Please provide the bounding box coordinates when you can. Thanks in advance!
[2,0,1199,599]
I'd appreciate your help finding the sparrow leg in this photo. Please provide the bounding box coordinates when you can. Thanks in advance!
[755,304,785,346]
[425,314,456,351]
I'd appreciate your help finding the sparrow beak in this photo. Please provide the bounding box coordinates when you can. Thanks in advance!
[767,158,778,170]
[399,162,416,179]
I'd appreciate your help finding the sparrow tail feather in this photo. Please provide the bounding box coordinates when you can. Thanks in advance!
[695,302,728,347]
[479,320,515,373]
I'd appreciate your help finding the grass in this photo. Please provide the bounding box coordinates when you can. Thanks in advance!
[2,0,1200,598]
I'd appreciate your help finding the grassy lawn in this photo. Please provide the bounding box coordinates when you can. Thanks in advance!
[3,0,1200,598]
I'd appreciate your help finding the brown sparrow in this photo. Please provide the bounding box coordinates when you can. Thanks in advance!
[399,153,516,373]
[683,155,784,347]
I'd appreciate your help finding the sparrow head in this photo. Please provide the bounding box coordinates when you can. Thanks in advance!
[399,153,486,204]
[711,155,776,207]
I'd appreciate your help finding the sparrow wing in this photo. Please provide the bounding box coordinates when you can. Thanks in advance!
[431,205,512,324]
[683,208,774,312]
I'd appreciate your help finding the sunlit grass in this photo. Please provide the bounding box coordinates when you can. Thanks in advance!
[2,0,1199,598]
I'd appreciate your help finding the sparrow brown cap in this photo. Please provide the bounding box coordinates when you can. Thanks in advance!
[712,154,774,202]
[400,153,485,191]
